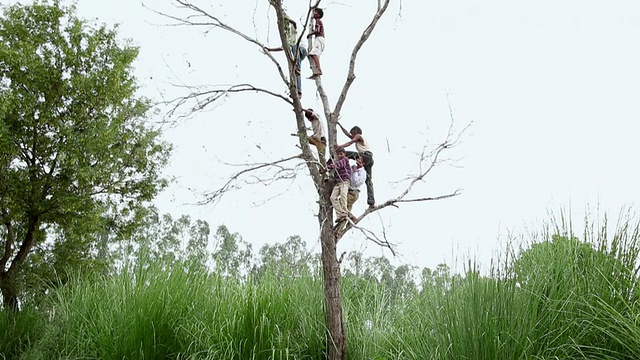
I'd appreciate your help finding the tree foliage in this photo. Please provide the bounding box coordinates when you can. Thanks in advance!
[0,0,170,308]
[212,225,253,279]
[116,208,211,270]
[254,235,315,280]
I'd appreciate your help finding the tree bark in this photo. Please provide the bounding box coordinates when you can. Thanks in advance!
[0,216,38,311]
[318,180,346,359]
[0,272,18,311]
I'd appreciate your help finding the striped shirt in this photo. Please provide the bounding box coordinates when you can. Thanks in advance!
[327,157,351,182]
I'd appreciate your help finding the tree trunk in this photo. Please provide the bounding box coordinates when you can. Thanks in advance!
[319,180,346,360]
[0,273,19,311]
[0,216,38,311]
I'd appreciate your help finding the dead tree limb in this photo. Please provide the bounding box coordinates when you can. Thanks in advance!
[166,83,293,117]
[151,0,288,84]
[333,0,390,116]
[309,0,391,159]
[200,154,302,206]
[340,219,397,255]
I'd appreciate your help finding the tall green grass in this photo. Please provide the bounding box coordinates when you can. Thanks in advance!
[2,213,640,359]
[20,260,326,359]
[379,214,640,359]
[0,306,45,360]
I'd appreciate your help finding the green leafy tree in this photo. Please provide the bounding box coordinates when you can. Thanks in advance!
[117,208,211,271]
[254,235,314,280]
[211,225,253,279]
[392,264,418,301]
[361,256,417,303]
[0,1,170,309]
[363,256,395,288]
[421,263,452,291]
[342,251,417,305]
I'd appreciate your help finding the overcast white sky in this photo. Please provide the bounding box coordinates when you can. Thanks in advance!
[13,0,640,272]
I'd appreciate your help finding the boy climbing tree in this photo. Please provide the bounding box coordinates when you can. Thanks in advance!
[307,7,325,79]
[265,16,307,98]
[326,147,352,233]
[304,108,327,167]
[336,123,375,209]
[335,157,366,237]
[347,157,366,219]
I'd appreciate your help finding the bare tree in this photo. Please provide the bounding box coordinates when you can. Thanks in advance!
[156,0,463,359]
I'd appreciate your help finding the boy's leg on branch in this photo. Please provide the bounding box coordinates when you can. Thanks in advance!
[309,136,327,167]
[365,168,375,207]
[347,190,359,221]
[290,45,303,74]
[290,45,302,97]
[300,46,307,63]
[339,180,349,217]
[318,137,327,165]
[330,184,342,219]
[362,153,375,206]
[307,38,324,77]
[308,55,319,78]
[333,180,350,235]
[314,56,322,75]
[332,180,349,221]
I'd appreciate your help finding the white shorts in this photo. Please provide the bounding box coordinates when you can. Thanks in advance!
[309,36,325,57]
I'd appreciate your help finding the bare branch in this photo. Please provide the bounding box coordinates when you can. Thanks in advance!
[338,118,471,240]
[249,175,300,207]
[333,0,390,116]
[152,1,288,83]
[164,83,293,118]
[395,192,462,204]
[200,154,303,206]
[336,218,397,256]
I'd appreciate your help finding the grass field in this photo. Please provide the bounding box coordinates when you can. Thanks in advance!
[2,217,640,359]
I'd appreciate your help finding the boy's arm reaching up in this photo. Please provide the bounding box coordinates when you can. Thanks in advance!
[337,122,352,139]
[336,134,362,149]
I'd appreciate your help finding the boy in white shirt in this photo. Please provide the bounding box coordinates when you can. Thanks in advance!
[347,157,366,220]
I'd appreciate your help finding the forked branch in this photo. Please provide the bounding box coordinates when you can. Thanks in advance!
[347,219,397,256]
[333,0,390,116]
[201,154,303,206]
[165,83,293,118]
